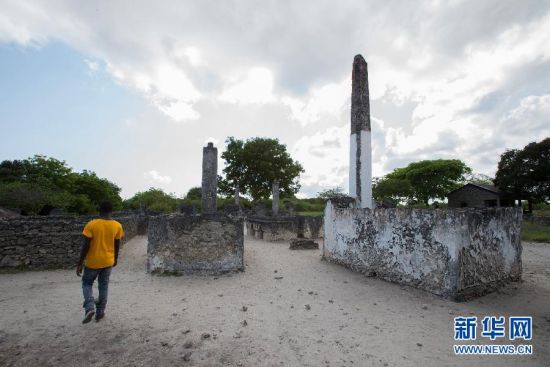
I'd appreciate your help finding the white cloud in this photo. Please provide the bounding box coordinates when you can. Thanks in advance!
[219,67,276,104]
[292,126,349,189]
[156,100,200,122]
[504,94,550,123]
[144,170,172,185]
[84,59,98,72]
[283,79,349,126]
[499,94,550,147]
[174,46,201,66]
[1,0,549,196]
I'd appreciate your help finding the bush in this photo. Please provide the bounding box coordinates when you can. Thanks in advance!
[0,156,122,215]
[123,188,180,213]
[280,197,325,213]
[0,182,75,214]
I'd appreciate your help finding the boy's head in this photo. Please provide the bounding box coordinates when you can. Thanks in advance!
[99,201,113,215]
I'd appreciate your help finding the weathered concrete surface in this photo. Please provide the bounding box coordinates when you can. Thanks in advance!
[323,201,522,300]
[147,213,244,274]
[289,238,319,250]
[246,215,323,241]
[0,212,144,270]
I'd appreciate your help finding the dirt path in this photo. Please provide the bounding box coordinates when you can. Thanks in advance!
[0,236,549,366]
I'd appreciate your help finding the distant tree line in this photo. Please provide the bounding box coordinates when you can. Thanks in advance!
[2,138,546,215]
[0,155,122,215]
[495,138,550,210]
[372,138,549,208]
[372,159,472,206]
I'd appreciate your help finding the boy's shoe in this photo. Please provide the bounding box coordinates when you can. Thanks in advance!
[95,313,105,322]
[82,310,95,324]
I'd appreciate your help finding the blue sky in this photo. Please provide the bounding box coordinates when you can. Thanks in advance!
[0,42,147,190]
[1,1,549,199]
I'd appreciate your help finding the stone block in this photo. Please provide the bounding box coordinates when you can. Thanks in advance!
[246,215,323,241]
[289,238,319,250]
[323,201,522,301]
[147,213,244,274]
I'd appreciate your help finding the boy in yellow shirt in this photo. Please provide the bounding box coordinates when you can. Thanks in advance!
[76,201,124,323]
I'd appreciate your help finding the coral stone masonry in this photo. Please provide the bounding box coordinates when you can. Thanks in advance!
[147,213,244,274]
[323,203,522,300]
[146,142,244,275]
[0,212,144,269]
[202,142,218,214]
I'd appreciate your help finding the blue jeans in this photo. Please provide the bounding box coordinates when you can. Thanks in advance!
[82,266,112,315]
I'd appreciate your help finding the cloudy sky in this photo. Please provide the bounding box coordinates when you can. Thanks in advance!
[1,0,549,199]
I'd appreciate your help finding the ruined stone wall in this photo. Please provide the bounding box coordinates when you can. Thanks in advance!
[0,213,145,269]
[246,215,323,241]
[147,213,244,274]
[323,202,522,300]
[524,214,550,227]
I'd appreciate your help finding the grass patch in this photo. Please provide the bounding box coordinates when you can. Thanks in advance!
[522,221,550,243]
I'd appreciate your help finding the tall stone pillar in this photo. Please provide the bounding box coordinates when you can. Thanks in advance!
[349,54,373,209]
[235,185,240,205]
[272,179,280,216]
[202,142,218,213]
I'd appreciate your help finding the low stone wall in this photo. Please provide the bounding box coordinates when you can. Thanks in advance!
[246,215,323,241]
[323,202,522,300]
[147,213,244,274]
[0,213,145,270]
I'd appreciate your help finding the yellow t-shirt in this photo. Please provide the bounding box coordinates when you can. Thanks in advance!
[82,219,124,269]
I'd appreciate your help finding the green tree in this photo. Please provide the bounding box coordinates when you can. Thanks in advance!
[317,187,348,200]
[185,187,202,200]
[219,137,304,201]
[219,137,246,198]
[0,182,74,214]
[123,188,180,212]
[372,177,414,205]
[0,155,74,191]
[374,159,471,205]
[495,138,550,209]
[0,155,123,214]
[72,170,123,211]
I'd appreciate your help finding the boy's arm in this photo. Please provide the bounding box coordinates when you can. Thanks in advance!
[76,236,91,276]
[114,239,121,267]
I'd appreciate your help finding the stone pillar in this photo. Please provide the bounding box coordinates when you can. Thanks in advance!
[349,54,372,209]
[272,179,280,216]
[202,142,218,213]
[235,185,240,205]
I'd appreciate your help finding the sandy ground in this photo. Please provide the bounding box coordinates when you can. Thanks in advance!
[0,236,549,367]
